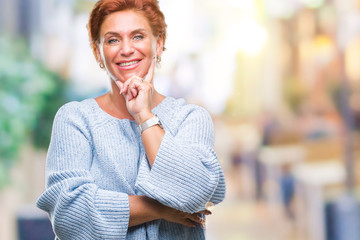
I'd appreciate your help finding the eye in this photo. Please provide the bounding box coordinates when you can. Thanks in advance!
[133,34,144,41]
[107,38,119,44]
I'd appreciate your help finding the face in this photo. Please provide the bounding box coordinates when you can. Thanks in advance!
[97,10,163,83]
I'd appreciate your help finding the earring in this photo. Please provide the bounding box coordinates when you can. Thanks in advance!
[156,56,161,63]
[99,62,105,68]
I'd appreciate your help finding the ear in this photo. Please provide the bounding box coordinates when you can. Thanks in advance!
[156,35,164,58]
[94,45,103,63]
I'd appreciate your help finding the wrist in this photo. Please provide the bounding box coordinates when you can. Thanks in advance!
[134,111,154,125]
[141,196,162,219]
[128,195,162,227]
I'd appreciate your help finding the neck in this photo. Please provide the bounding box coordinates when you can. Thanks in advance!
[109,83,132,118]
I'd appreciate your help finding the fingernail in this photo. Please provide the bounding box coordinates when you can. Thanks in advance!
[201,223,206,229]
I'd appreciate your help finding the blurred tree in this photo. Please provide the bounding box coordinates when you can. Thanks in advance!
[0,37,67,188]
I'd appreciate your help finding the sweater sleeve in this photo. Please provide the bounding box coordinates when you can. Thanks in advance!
[135,106,226,213]
[36,103,129,240]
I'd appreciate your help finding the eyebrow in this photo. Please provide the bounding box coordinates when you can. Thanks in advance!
[104,28,148,37]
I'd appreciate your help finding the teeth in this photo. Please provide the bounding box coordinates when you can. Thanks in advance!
[119,60,139,67]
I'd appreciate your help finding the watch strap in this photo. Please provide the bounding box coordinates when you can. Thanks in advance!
[139,115,162,133]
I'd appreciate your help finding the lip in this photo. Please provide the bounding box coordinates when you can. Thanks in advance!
[116,59,142,70]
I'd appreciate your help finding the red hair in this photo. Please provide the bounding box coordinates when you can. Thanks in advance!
[87,0,167,61]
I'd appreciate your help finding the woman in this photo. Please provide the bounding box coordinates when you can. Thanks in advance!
[36,0,226,239]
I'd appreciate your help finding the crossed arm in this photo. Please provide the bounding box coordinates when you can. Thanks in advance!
[128,195,209,228]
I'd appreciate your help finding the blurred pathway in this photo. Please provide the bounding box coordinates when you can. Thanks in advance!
[206,169,299,240]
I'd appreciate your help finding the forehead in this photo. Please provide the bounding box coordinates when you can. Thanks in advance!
[100,10,152,36]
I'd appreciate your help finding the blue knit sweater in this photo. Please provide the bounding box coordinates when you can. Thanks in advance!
[36,96,226,240]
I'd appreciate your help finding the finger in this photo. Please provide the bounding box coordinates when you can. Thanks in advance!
[115,80,124,93]
[131,87,138,98]
[198,210,212,215]
[129,80,140,94]
[121,80,131,95]
[127,80,142,100]
[127,85,134,101]
[121,76,142,94]
[199,219,206,229]
[144,56,156,83]
[186,213,202,224]
[179,218,196,228]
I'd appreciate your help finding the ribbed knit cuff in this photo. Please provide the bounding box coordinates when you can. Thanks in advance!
[95,189,129,239]
[136,131,214,213]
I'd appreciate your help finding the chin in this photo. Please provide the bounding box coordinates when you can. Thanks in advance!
[126,70,147,79]
[116,73,136,83]
[113,65,148,82]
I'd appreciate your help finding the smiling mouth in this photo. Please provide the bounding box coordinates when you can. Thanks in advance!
[118,60,140,67]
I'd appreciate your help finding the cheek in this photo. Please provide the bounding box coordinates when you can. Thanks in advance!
[102,46,119,62]
[134,41,154,55]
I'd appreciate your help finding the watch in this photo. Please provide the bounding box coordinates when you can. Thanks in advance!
[139,115,163,133]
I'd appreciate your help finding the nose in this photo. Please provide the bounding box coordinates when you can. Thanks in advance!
[120,39,135,56]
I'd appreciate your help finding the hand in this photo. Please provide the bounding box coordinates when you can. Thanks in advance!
[115,56,156,123]
[158,204,211,228]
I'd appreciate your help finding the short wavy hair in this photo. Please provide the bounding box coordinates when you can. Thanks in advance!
[87,0,167,61]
